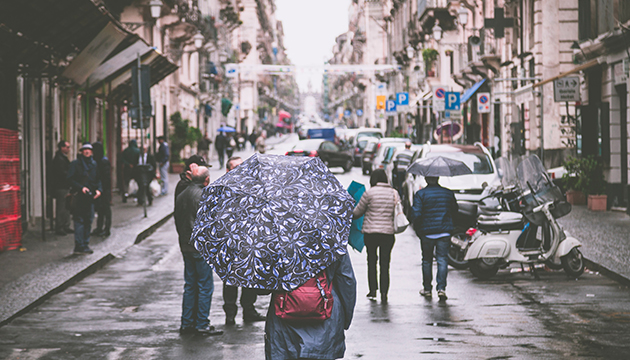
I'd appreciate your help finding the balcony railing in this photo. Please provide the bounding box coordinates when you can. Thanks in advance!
[418,0,451,18]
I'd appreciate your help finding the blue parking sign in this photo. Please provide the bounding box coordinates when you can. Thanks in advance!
[344,109,351,117]
[396,92,409,106]
[445,92,460,110]
[356,109,364,116]
[385,100,397,114]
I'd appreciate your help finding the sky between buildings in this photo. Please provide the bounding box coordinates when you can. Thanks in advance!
[275,0,351,93]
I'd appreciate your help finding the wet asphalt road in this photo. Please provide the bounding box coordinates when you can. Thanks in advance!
[1,143,630,359]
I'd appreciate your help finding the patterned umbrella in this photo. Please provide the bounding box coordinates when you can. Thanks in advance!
[191,154,354,291]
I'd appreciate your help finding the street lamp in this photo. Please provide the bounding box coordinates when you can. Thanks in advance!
[432,23,443,41]
[406,45,415,60]
[149,0,163,19]
[457,7,469,27]
[193,33,204,49]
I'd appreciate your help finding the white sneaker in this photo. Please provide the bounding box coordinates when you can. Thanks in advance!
[437,290,448,301]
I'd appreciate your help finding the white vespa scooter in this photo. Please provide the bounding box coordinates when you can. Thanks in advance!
[460,155,585,279]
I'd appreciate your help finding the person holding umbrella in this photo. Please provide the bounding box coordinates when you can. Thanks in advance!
[352,169,400,304]
[174,165,223,336]
[409,156,469,301]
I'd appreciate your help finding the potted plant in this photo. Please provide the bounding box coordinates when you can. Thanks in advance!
[580,156,607,211]
[422,48,438,78]
[561,157,586,205]
[169,112,202,173]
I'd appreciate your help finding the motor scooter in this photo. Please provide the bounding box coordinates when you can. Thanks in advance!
[457,155,585,279]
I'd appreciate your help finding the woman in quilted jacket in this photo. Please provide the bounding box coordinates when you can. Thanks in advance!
[352,169,400,303]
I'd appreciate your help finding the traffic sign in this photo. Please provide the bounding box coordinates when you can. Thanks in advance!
[356,109,364,116]
[225,64,238,78]
[385,100,397,115]
[553,76,580,102]
[344,109,351,117]
[377,82,387,95]
[432,85,446,111]
[446,110,462,119]
[477,92,490,113]
[445,92,460,110]
[396,92,409,106]
[376,95,386,110]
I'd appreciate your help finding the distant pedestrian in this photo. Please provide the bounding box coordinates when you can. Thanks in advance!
[255,131,267,154]
[67,143,102,254]
[412,176,458,301]
[121,140,140,202]
[265,253,357,360]
[393,141,414,196]
[249,131,258,150]
[222,156,266,325]
[215,132,227,169]
[51,140,72,235]
[226,133,236,158]
[174,165,223,336]
[156,136,170,196]
[91,142,111,237]
[352,169,399,303]
[135,145,156,206]
[197,134,211,163]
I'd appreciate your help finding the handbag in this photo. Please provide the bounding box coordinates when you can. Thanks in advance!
[393,193,409,234]
[272,271,333,323]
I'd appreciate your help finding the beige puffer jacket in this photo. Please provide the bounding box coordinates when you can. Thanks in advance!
[353,183,399,235]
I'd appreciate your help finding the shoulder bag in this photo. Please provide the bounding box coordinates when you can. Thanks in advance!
[393,192,409,234]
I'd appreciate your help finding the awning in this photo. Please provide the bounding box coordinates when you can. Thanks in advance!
[461,79,487,103]
[85,40,153,87]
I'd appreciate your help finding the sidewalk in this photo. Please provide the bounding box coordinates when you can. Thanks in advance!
[0,134,289,326]
[558,205,630,283]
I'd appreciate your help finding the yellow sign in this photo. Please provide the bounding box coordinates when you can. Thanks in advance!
[376,95,386,110]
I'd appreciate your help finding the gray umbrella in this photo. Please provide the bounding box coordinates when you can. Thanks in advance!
[407,156,472,177]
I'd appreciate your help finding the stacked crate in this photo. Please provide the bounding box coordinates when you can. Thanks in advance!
[0,128,21,251]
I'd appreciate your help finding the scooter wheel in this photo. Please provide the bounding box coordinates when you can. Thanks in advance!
[561,247,585,278]
[469,258,500,279]
[448,233,469,270]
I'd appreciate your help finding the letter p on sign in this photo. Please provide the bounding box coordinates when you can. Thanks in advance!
[445,92,460,111]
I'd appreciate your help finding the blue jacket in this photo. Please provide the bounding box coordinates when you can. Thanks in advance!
[265,253,357,360]
[412,184,458,236]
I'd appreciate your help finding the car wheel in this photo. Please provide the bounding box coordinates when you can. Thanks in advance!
[343,159,353,173]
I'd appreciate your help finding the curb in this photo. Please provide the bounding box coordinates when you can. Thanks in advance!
[584,257,630,287]
[0,212,175,328]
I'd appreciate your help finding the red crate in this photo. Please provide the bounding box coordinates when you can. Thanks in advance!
[0,129,19,160]
[0,215,22,251]
[0,159,20,186]
[0,187,19,217]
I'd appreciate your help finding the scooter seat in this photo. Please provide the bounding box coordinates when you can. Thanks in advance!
[478,211,524,232]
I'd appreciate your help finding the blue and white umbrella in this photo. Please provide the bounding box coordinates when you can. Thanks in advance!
[217,126,236,133]
[191,154,354,291]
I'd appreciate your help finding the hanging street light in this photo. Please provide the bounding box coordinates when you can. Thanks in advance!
[149,0,163,19]
[193,32,205,49]
[457,7,469,27]
[406,45,415,59]
[432,23,443,41]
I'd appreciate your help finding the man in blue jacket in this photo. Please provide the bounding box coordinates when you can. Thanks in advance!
[412,176,458,301]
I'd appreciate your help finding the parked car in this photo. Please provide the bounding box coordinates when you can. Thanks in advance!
[285,139,354,172]
[360,137,382,175]
[369,138,412,174]
[401,143,500,216]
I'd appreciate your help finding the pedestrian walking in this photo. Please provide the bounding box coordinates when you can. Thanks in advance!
[352,169,399,303]
[156,136,170,196]
[67,143,102,255]
[249,130,258,150]
[412,176,458,301]
[174,165,223,336]
[135,145,156,206]
[197,134,211,163]
[225,133,236,158]
[51,140,72,235]
[265,253,356,360]
[221,156,266,325]
[91,142,111,237]
[392,141,414,197]
[255,130,267,154]
[121,140,140,203]
[215,132,227,169]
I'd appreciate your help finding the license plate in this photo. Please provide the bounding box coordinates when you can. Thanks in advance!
[451,237,467,248]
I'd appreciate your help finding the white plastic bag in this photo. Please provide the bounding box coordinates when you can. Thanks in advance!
[150,179,161,198]
[128,179,139,196]
[393,195,409,234]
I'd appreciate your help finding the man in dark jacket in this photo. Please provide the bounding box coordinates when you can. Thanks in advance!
[412,176,458,301]
[121,140,140,202]
[221,156,266,325]
[174,165,222,336]
[174,155,210,203]
[67,143,102,254]
[156,136,170,196]
[135,145,157,206]
[92,142,111,237]
[214,132,227,169]
[51,140,72,235]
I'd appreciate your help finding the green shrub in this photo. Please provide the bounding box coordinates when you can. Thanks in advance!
[562,156,606,195]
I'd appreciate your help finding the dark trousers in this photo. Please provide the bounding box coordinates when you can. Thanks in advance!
[364,233,396,296]
[95,196,111,233]
[73,200,94,251]
[223,284,258,318]
[54,188,71,233]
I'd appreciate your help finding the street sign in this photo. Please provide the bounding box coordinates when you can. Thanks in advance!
[344,109,351,117]
[477,92,490,113]
[377,82,387,95]
[376,95,386,110]
[396,92,409,106]
[446,110,462,119]
[553,76,580,102]
[385,100,397,115]
[225,64,238,78]
[445,91,460,110]
[356,109,364,116]
[432,85,446,111]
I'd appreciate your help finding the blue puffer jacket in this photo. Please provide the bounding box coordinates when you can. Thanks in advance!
[412,184,458,236]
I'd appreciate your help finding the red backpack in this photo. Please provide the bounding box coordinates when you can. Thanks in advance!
[272,271,334,323]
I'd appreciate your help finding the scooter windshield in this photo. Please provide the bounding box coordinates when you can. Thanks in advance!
[495,157,519,189]
[516,155,567,221]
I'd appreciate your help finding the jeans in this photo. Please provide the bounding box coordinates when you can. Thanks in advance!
[420,236,450,291]
[364,233,396,296]
[73,200,94,251]
[181,252,214,330]
[159,162,169,195]
[223,284,258,318]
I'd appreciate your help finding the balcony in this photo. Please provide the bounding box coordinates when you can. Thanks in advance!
[417,0,456,34]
